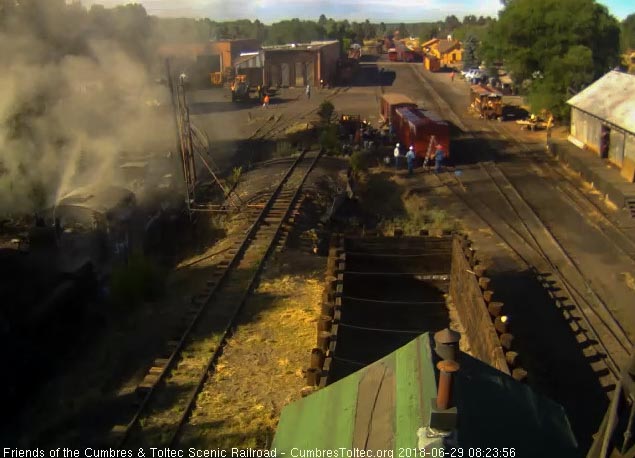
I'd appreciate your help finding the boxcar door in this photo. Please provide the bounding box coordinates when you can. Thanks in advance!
[281,63,290,87]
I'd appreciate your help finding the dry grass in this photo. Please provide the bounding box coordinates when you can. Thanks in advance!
[378,193,462,235]
[621,272,635,291]
[180,254,324,449]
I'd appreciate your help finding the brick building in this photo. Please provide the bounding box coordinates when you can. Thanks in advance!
[261,40,341,88]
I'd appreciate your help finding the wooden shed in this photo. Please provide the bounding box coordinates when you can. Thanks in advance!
[567,71,635,181]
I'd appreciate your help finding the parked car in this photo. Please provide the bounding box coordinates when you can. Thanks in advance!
[466,70,485,82]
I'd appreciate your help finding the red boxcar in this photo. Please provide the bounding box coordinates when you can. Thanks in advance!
[394,107,450,159]
[380,93,417,125]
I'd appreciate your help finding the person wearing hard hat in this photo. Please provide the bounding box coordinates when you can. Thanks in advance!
[434,143,445,174]
[406,145,416,175]
[393,143,401,169]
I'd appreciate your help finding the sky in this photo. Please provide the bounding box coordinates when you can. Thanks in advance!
[80,0,632,23]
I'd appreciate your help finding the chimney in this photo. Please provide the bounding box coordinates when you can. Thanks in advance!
[433,328,460,361]
[429,329,461,432]
[436,360,460,410]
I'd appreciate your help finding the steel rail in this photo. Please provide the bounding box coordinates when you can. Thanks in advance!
[411,65,632,386]
[110,150,319,447]
[479,161,632,375]
[168,149,323,446]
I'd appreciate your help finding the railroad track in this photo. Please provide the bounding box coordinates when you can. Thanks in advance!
[248,87,346,143]
[414,67,633,386]
[108,149,323,447]
[482,163,632,372]
[487,122,635,262]
[436,165,631,388]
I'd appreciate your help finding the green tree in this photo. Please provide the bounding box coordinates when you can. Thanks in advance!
[318,14,327,27]
[444,15,461,31]
[379,22,386,36]
[481,0,620,118]
[462,35,479,69]
[266,18,324,44]
[317,100,335,124]
[622,14,635,51]
[319,125,339,153]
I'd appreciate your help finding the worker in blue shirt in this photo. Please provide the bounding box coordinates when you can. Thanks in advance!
[434,144,445,173]
[406,146,416,175]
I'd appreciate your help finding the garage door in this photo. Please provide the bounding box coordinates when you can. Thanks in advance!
[306,62,314,86]
[281,63,290,87]
[609,129,625,168]
[270,65,280,86]
[295,62,304,87]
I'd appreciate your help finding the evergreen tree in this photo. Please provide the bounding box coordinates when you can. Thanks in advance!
[462,35,479,69]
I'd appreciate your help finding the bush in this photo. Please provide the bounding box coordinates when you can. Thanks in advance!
[110,254,164,308]
[349,151,368,175]
[319,125,339,153]
[228,166,242,187]
[317,100,335,124]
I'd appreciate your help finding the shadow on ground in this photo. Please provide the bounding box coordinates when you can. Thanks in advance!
[488,268,609,453]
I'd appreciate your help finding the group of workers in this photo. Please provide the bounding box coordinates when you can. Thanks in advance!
[392,142,445,175]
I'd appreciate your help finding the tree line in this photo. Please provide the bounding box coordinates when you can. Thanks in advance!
[478,0,631,118]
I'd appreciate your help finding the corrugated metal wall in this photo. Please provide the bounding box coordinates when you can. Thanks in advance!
[626,134,635,162]
[609,129,625,167]
[571,108,601,152]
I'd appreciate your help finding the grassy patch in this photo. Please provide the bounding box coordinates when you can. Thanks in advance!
[357,170,406,219]
[378,194,462,235]
[180,260,324,449]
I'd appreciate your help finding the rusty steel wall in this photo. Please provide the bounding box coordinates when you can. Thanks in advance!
[449,237,510,375]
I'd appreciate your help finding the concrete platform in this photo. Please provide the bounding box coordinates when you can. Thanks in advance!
[552,137,635,210]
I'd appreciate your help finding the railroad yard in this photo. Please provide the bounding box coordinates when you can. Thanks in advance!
[3,27,635,457]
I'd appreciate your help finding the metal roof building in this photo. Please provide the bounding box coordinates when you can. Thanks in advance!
[272,334,578,455]
[567,71,635,181]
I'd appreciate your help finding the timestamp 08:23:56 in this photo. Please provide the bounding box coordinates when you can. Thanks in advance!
[399,448,516,458]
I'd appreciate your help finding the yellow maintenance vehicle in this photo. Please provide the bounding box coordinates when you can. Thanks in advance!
[230,74,250,102]
[210,71,223,86]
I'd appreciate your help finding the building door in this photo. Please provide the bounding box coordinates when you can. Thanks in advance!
[600,125,610,159]
[270,65,280,87]
[281,63,290,87]
[306,62,314,86]
[295,62,304,87]
[609,129,625,168]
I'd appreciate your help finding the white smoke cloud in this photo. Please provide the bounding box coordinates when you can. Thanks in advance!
[0,4,174,215]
